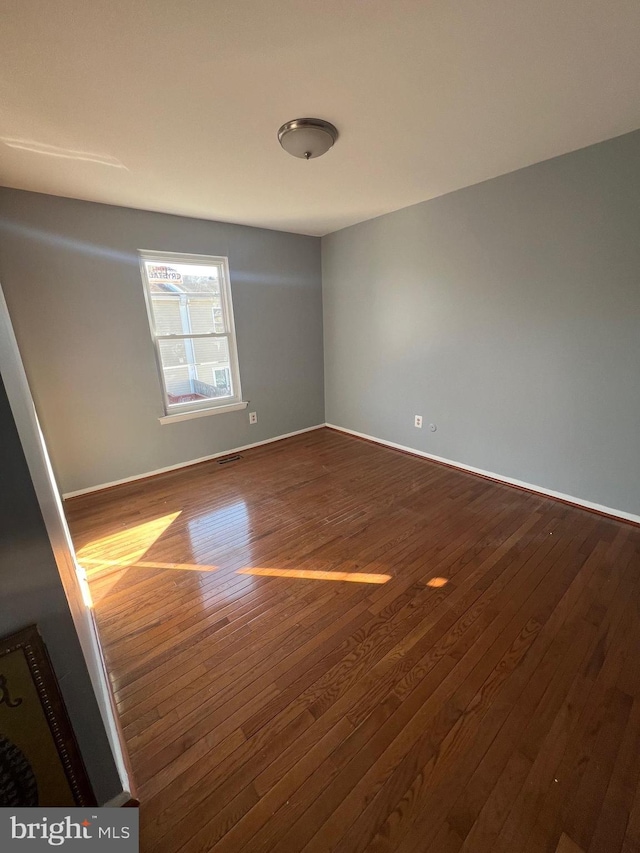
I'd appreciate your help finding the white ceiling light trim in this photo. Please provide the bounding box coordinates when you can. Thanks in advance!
[278,118,338,160]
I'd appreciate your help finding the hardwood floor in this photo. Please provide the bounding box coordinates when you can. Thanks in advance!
[65,427,640,853]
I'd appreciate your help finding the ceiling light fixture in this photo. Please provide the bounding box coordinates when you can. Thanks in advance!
[277,118,338,160]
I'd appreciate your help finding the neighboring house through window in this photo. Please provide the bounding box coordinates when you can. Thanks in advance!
[139,250,243,418]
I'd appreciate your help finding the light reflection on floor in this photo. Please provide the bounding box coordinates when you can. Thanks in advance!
[75,499,414,608]
[236,567,391,584]
[76,502,254,604]
[76,511,182,576]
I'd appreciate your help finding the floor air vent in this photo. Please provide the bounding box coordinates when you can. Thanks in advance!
[217,454,242,465]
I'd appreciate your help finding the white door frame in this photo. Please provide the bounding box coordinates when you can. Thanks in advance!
[0,282,133,805]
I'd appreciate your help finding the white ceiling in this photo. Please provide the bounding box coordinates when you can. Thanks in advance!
[1,0,639,236]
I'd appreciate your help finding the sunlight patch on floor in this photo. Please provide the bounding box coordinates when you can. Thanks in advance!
[236,567,391,584]
[80,557,218,573]
[76,511,182,576]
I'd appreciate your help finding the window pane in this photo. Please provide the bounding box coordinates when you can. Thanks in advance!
[141,252,242,415]
[192,336,229,365]
[187,297,225,334]
[164,365,191,399]
[158,338,188,368]
[152,296,183,335]
[146,260,225,335]
[158,337,233,406]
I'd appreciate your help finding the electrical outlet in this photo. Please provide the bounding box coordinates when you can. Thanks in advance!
[249,412,257,425]
[414,415,423,429]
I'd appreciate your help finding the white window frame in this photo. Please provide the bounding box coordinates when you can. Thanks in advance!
[138,249,245,422]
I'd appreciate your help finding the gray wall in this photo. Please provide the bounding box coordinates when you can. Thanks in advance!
[0,374,121,804]
[0,190,324,494]
[323,130,640,517]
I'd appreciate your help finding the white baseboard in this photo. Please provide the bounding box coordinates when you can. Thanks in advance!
[103,790,134,808]
[62,424,325,499]
[326,423,640,526]
[64,420,639,525]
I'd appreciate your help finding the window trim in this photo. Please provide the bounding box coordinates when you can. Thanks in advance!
[157,400,248,424]
[138,249,244,419]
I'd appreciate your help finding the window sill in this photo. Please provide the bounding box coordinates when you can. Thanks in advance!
[159,401,248,424]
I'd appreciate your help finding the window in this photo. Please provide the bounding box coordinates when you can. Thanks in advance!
[139,250,243,419]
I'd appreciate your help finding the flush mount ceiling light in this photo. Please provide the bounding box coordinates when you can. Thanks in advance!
[277,118,338,160]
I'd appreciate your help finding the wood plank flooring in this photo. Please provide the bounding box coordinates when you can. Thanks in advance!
[64,427,640,853]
